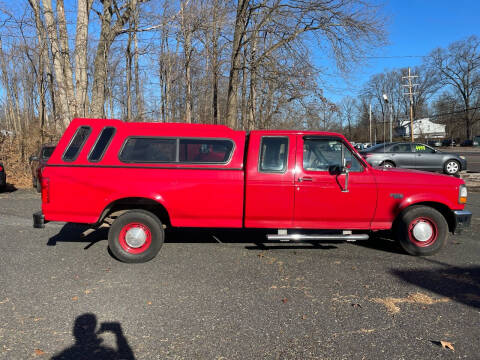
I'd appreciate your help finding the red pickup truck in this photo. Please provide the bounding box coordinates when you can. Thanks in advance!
[33,118,471,263]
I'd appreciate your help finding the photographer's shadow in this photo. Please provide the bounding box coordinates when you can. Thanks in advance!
[51,313,135,360]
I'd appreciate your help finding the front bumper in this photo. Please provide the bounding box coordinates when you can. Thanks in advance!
[33,211,48,228]
[453,210,472,234]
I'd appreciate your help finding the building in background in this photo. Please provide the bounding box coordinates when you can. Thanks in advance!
[396,118,446,139]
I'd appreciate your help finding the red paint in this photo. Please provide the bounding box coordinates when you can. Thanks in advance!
[41,118,467,233]
[408,217,438,247]
[118,223,152,254]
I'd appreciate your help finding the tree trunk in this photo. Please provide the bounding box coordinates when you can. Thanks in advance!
[211,0,220,125]
[181,1,193,123]
[133,2,141,120]
[56,0,76,118]
[74,0,93,117]
[40,0,70,128]
[90,0,132,118]
[126,15,133,121]
[225,0,249,129]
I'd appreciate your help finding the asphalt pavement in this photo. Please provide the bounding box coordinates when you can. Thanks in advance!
[0,190,479,359]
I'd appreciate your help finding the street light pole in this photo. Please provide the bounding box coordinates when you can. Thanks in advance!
[390,104,393,143]
[382,94,389,143]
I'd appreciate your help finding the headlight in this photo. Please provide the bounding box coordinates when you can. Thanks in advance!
[459,184,467,204]
[460,156,466,160]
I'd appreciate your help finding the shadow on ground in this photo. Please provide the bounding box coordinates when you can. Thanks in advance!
[0,183,17,193]
[391,264,480,309]
[51,313,135,360]
[352,231,406,255]
[47,223,340,251]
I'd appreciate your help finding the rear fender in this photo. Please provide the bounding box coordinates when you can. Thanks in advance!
[97,193,171,226]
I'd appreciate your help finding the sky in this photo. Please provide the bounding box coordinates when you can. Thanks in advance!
[317,0,480,101]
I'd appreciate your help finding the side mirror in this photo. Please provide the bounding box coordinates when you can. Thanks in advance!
[29,155,39,163]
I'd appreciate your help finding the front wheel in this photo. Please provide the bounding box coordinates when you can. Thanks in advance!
[444,160,460,175]
[108,210,164,263]
[394,205,448,256]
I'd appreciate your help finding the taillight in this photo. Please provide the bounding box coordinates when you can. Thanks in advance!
[0,165,3,171]
[41,177,50,203]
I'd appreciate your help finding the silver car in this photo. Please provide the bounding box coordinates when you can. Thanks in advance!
[359,142,467,175]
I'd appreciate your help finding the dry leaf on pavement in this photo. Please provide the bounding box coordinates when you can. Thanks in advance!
[440,341,455,351]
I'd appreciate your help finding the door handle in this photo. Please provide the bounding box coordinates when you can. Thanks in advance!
[298,177,313,182]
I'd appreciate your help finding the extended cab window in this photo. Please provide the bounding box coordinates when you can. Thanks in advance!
[89,127,116,162]
[179,139,233,163]
[120,137,234,164]
[63,126,91,161]
[259,137,288,172]
[120,138,177,162]
[303,138,362,172]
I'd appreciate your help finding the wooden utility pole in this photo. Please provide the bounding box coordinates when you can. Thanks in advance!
[369,104,372,144]
[402,67,418,142]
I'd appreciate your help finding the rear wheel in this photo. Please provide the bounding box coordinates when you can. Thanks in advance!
[394,205,448,256]
[444,159,460,175]
[381,161,395,168]
[108,210,164,263]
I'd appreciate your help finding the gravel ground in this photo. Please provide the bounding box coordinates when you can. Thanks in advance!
[0,190,478,359]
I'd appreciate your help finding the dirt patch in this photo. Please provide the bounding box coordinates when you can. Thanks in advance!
[372,292,450,314]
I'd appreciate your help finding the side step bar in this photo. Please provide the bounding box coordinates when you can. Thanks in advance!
[267,234,369,242]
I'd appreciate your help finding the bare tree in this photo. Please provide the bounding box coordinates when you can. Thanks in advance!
[225,0,386,129]
[428,36,480,139]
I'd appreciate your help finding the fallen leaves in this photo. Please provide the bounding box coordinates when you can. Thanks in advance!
[34,348,45,356]
[71,296,78,301]
[440,341,455,351]
[372,292,450,314]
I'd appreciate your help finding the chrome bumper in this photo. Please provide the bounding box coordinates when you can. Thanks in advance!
[453,210,472,234]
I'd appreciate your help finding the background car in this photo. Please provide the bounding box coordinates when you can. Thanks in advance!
[359,142,467,175]
[442,139,457,147]
[427,139,442,147]
[29,144,55,192]
[461,139,479,146]
[0,162,6,191]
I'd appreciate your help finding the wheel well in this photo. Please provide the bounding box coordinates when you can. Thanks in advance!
[397,202,455,233]
[98,197,171,227]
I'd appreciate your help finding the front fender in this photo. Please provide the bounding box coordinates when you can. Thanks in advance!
[397,192,455,214]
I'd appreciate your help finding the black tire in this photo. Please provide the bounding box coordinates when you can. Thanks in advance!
[32,177,37,189]
[36,178,41,193]
[108,209,164,263]
[381,161,395,168]
[394,205,448,256]
[443,159,460,175]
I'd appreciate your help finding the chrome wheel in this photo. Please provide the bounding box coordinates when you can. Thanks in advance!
[445,160,459,175]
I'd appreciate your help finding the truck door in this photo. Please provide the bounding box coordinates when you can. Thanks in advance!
[294,136,377,229]
[244,134,296,228]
